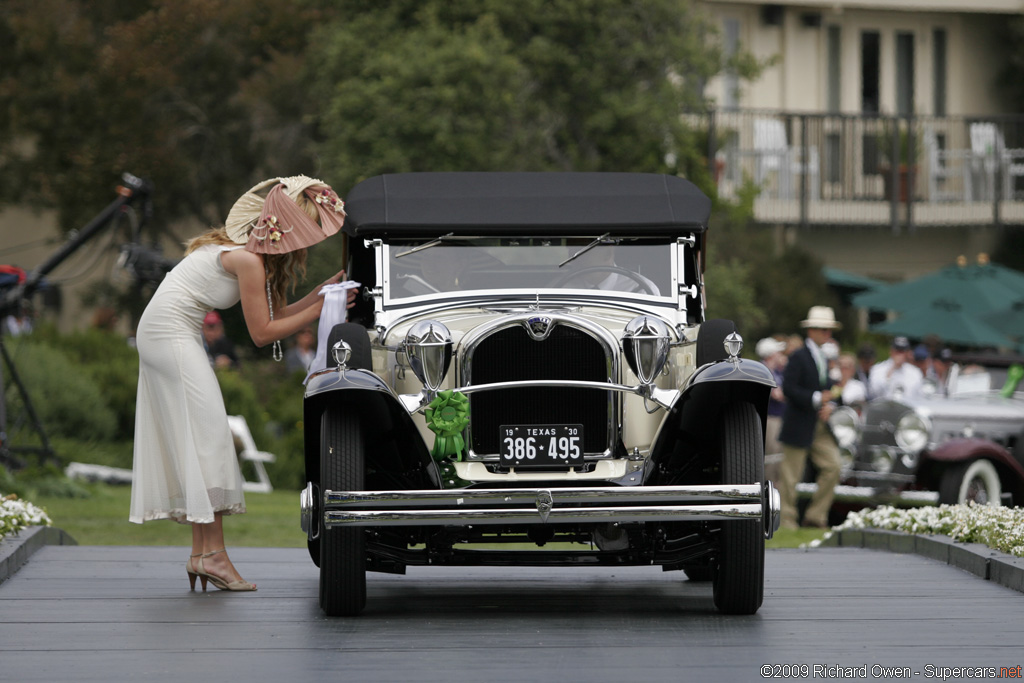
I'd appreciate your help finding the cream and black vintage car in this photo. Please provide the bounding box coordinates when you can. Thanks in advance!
[300,172,780,616]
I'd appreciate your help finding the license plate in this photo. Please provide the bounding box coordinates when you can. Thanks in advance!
[499,424,584,467]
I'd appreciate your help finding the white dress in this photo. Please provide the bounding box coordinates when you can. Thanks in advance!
[129,244,247,524]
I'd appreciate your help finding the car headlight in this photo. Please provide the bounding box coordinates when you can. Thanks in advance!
[895,411,931,454]
[828,405,861,450]
[403,320,453,392]
[622,316,670,385]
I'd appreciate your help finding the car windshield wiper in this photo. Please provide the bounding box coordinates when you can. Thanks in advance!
[394,233,456,259]
[558,233,617,268]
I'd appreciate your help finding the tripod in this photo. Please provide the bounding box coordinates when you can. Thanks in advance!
[0,173,155,470]
[0,335,55,469]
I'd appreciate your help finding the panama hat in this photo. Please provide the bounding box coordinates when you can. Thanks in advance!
[800,306,842,330]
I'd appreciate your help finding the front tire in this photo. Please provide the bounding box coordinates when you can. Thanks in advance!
[712,402,765,615]
[319,406,367,616]
[939,459,1002,506]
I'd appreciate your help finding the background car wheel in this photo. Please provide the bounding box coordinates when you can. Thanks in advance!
[696,319,737,366]
[319,405,367,616]
[939,459,1002,506]
[712,402,765,615]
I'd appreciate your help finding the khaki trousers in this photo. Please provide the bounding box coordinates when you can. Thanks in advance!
[778,421,841,528]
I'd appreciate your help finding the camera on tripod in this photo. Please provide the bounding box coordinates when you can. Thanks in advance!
[1,173,175,470]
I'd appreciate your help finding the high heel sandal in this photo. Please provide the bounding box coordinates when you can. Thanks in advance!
[186,553,205,591]
[195,548,257,592]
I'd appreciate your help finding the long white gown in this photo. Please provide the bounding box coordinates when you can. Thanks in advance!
[129,244,247,524]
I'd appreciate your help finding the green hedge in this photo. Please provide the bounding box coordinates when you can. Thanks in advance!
[3,328,309,493]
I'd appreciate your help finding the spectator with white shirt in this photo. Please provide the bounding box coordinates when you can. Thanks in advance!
[868,336,924,400]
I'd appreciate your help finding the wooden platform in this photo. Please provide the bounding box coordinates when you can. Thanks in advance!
[1,539,1022,682]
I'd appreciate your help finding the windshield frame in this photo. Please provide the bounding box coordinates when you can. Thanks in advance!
[376,236,684,310]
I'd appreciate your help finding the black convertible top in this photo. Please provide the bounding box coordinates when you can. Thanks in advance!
[342,172,710,238]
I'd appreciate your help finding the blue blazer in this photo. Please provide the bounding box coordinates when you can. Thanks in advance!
[779,343,833,449]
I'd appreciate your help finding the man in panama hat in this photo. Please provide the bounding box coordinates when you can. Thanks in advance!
[777,306,843,529]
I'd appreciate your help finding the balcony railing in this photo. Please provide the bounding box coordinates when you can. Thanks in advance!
[699,109,1024,230]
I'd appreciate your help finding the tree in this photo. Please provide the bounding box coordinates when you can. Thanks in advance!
[307,0,748,192]
[0,0,337,233]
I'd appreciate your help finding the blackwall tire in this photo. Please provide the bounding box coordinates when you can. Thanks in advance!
[712,402,765,615]
[939,459,1002,506]
[319,406,367,616]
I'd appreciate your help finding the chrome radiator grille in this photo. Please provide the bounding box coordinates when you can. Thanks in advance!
[467,325,611,457]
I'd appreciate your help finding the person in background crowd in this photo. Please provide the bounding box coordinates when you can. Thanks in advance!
[778,306,844,530]
[202,311,240,369]
[756,336,788,459]
[855,344,876,400]
[868,336,924,399]
[912,343,932,378]
[284,324,317,374]
[832,352,867,409]
[924,347,957,397]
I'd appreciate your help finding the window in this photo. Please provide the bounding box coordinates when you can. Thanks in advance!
[933,28,947,116]
[861,31,880,114]
[896,32,915,116]
[827,26,841,112]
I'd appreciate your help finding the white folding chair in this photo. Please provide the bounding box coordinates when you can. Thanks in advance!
[227,414,276,493]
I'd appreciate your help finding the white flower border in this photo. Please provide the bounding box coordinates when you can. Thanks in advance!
[0,493,53,543]
[809,503,1024,557]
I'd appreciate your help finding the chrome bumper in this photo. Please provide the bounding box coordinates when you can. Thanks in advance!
[302,482,782,540]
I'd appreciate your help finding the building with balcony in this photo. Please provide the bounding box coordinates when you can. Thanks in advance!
[698,0,1024,282]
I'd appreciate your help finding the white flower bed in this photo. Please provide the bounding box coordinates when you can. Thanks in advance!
[0,493,53,543]
[812,503,1024,557]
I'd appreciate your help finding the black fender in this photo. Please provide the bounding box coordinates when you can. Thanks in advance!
[648,358,775,482]
[303,369,436,490]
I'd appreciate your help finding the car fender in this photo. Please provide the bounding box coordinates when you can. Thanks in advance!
[303,368,435,486]
[923,438,1024,486]
[648,358,775,474]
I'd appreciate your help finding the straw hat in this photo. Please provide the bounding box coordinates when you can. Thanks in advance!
[800,306,842,330]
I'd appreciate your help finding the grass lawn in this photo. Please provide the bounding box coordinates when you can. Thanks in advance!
[31,483,308,548]
[28,482,826,549]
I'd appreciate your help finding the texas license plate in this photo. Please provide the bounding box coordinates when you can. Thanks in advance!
[499,424,584,467]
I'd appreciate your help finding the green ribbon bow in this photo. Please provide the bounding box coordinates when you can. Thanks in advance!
[1000,364,1024,398]
[425,390,470,461]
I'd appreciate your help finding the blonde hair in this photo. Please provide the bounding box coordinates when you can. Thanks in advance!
[185,188,319,310]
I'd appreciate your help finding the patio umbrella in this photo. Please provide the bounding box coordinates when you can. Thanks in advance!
[852,259,1024,315]
[871,298,1017,349]
[979,299,1024,338]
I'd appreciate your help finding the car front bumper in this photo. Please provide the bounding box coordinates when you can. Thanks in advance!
[302,481,782,541]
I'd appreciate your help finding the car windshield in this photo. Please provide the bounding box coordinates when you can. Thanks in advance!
[385,237,675,301]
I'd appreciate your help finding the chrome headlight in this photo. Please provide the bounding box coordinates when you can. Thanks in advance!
[895,411,931,454]
[403,320,453,392]
[622,316,670,385]
[828,405,861,450]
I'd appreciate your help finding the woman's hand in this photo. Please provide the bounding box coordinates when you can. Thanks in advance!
[317,269,358,309]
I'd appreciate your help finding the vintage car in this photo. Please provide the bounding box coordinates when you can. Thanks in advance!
[299,172,780,616]
[830,361,1024,506]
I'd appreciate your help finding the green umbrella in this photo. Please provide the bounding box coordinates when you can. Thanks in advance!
[852,261,1024,314]
[871,298,1017,349]
[979,299,1024,339]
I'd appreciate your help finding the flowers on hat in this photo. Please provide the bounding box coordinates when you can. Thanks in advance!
[315,188,346,215]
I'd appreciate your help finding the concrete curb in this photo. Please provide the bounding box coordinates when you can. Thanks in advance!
[0,526,77,585]
[819,528,1024,594]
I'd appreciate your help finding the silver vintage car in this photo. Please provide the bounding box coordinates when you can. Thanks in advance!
[299,172,780,616]
[831,361,1024,506]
